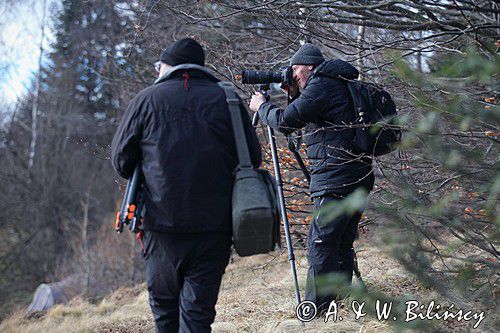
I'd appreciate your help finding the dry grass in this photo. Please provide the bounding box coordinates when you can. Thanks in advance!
[0,228,492,332]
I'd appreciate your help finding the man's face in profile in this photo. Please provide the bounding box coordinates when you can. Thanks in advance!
[292,64,314,89]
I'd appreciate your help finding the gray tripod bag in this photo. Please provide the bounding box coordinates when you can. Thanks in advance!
[218,82,281,257]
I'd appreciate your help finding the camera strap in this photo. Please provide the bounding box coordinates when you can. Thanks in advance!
[287,133,310,183]
[284,91,311,183]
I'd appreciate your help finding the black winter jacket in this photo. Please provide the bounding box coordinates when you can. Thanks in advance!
[258,60,373,198]
[111,65,262,232]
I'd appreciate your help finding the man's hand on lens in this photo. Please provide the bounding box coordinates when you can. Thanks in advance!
[280,81,298,98]
[249,92,267,112]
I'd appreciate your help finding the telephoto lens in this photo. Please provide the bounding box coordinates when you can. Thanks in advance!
[241,67,293,85]
[241,70,283,84]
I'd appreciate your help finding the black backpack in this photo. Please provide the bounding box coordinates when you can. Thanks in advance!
[346,81,401,156]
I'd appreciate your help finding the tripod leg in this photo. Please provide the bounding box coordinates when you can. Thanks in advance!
[267,126,302,307]
[353,249,367,292]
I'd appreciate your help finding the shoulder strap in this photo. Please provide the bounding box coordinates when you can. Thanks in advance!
[346,81,365,111]
[217,81,253,168]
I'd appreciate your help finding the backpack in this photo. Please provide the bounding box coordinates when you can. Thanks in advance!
[346,81,401,156]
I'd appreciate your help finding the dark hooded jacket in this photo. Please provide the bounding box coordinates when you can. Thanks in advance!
[258,59,373,198]
[111,65,262,232]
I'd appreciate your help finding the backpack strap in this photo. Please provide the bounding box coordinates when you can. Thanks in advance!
[217,81,253,169]
[314,71,368,125]
[346,81,369,127]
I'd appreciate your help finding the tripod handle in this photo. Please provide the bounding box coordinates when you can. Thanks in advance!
[252,86,270,127]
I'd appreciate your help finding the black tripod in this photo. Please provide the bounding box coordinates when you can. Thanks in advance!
[252,86,302,308]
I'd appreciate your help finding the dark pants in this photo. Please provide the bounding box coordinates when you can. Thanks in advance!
[142,230,231,333]
[305,194,365,311]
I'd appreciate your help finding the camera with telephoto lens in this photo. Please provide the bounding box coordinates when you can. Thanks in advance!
[241,66,294,86]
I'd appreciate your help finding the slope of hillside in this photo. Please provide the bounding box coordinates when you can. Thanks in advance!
[0,227,492,332]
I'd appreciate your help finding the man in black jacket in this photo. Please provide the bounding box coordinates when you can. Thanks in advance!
[249,43,373,313]
[112,38,261,333]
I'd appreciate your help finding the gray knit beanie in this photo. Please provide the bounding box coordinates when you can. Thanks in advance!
[290,43,325,66]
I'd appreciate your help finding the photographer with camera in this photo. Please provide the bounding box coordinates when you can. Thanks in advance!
[249,43,374,314]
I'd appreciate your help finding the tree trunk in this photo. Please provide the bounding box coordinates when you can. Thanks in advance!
[28,0,47,169]
[81,175,95,296]
[357,25,365,81]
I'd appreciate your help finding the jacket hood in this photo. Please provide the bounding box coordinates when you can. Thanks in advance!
[314,59,359,80]
[154,64,219,85]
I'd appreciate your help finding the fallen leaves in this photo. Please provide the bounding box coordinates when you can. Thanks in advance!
[485,131,500,137]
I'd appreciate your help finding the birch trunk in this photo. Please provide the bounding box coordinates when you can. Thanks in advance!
[28,0,47,169]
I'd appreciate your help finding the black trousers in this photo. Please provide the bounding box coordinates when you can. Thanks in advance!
[305,194,365,311]
[142,230,231,333]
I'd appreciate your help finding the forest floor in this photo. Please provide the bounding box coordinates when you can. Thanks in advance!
[0,224,494,332]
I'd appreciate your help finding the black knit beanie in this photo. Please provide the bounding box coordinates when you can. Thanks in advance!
[160,38,205,66]
[290,43,325,66]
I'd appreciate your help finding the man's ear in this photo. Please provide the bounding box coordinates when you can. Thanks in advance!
[307,65,314,71]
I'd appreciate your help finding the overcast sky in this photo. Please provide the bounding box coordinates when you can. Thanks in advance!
[0,0,57,105]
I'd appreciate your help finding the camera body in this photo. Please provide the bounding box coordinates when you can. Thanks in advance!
[241,66,293,86]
